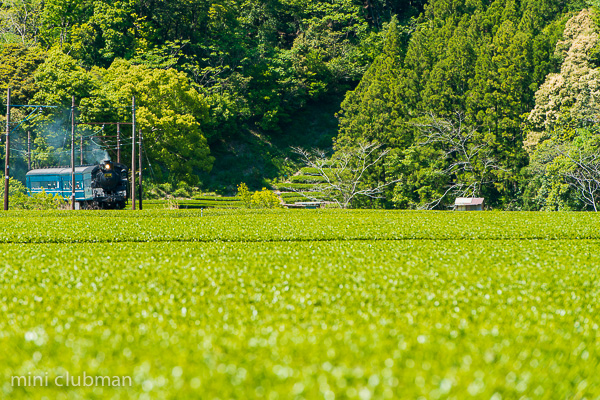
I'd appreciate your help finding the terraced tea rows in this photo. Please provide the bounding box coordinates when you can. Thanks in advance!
[1,210,599,399]
[1,209,600,243]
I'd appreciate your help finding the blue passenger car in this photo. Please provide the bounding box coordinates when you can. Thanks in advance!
[26,161,129,209]
[26,166,95,202]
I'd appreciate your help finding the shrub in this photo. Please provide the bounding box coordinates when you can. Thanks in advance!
[177,181,191,191]
[1,178,64,210]
[144,182,165,199]
[251,188,282,209]
[173,188,191,198]
[29,191,65,210]
[159,183,173,193]
[237,183,252,207]
[238,183,281,208]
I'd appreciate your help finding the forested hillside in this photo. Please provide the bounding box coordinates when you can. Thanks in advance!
[0,0,424,189]
[1,0,599,209]
[338,0,596,210]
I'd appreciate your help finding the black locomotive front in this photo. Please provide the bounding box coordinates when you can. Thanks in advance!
[90,160,129,209]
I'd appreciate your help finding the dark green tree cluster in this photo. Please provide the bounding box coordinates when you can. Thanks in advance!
[337,0,589,209]
[1,0,424,187]
[4,0,596,207]
[523,8,600,211]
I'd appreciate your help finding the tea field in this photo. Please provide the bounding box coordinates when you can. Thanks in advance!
[1,210,599,399]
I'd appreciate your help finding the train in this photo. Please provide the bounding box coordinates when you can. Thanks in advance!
[25,160,129,209]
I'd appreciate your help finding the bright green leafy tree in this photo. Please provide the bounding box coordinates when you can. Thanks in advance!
[85,59,213,184]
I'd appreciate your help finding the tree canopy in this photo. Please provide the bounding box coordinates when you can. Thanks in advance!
[1,0,599,209]
[1,0,399,187]
[337,0,592,209]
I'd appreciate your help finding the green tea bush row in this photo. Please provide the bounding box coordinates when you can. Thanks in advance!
[2,210,600,243]
[191,195,241,202]
[273,183,321,191]
[290,175,328,184]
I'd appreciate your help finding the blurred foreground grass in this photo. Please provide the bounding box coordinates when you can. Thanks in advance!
[1,210,599,399]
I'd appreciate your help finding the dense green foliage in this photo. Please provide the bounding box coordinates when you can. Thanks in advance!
[237,183,282,208]
[1,210,600,399]
[2,0,600,208]
[523,8,600,211]
[337,0,598,209]
[0,177,64,209]
[0,0,425,190]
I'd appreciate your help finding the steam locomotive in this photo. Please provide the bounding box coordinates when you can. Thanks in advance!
[26,160,129,209]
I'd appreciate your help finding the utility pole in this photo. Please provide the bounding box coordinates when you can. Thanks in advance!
[71,96,75,210]
[117,122,121,164]
[131,96,136,210]
[3,88,11,211]
[80,135,83,165]
[27,131,31,170]
[139,129,143,210]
